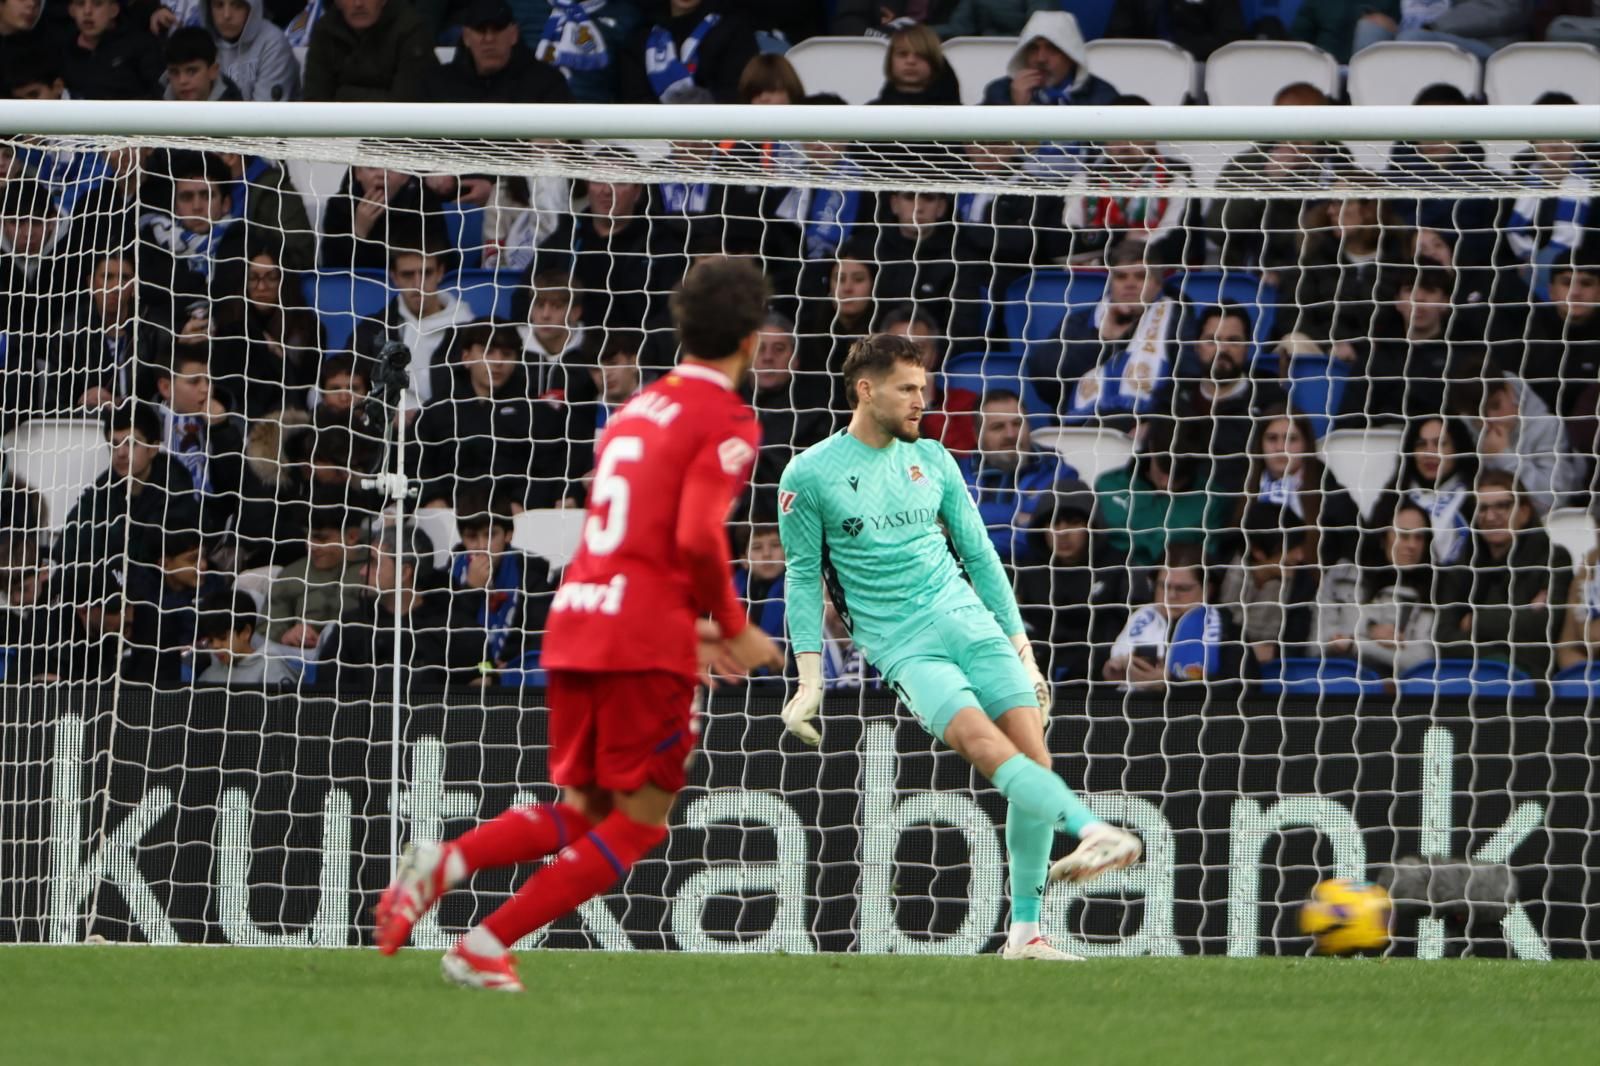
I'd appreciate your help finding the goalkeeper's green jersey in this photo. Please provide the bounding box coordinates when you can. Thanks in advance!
[776,429,1025,669]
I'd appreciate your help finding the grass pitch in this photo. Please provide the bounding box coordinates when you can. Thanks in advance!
[2,947,1596,1066]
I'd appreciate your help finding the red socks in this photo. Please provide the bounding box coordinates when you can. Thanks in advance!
[451,803,593,874]
[481,812,668,947]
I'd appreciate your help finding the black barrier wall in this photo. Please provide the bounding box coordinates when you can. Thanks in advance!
[2,688,1597,956]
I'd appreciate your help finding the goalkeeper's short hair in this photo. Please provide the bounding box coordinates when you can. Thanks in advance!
[840,333,923,408]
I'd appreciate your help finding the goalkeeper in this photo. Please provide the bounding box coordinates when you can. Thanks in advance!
[777,334,1141,961]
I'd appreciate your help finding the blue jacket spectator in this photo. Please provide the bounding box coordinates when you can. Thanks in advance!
[959,391,1076,563]
[981,12,1119,107]
[515,0,640,103]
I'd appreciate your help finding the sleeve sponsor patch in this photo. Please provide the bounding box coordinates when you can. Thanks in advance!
[779,490,797,514]
[718,436,756,476]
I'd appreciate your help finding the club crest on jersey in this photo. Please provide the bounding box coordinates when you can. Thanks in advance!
[907,464,926,484]
[779,490,796,514]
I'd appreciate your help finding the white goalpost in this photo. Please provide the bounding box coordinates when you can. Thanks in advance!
[0,99,1597,958]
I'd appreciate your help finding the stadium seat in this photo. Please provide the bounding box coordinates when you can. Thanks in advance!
[1318,427,1403,520]
[1060,0,1113,40]
[1484,42,1600,105]
[1346,42,1481,106]
[499,649,547,688]
[1202,41,1340,106]
[1286,353,1351,440]
[284,158,348,233]
[451,268,518,321]
[783,37,887,104]
[1545,507,1597,566]
[1260,657,1385,696]
[408,507,460,571]
[442,202,486,270]
[1002,268,1106,345]
[1552,662,1600,701]
[511,508,587,569]
[1398,659,1536,699]
[0,418,111,540]
[234,565,282,612]
[307,269,391,353]
[434,46,455,64]
[1166,269,1277,344]
[941,348,1024,399]
[1030,426,1134,484]
[1084,39,1198,106]
[942,37,1016,105]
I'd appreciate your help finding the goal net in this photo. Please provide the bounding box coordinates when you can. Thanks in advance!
[1,102,1597,959]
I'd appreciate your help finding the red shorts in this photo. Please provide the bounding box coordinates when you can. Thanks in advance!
[546,670,699,794]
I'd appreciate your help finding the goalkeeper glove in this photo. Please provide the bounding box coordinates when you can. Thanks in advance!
[781,652,824,746]
[1011,634,1053,716]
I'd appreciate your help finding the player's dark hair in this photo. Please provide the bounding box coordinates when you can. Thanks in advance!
[840,333,923,408]
[673,256,772,361]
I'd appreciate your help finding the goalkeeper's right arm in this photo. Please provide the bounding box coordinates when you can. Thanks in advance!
[777,465,826,745]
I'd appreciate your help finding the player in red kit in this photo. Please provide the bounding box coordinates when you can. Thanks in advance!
[374,258,784,989]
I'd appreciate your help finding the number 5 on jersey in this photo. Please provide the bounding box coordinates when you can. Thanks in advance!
[584,436,643,555]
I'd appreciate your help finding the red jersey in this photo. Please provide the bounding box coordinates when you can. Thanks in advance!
[542,363,760,679]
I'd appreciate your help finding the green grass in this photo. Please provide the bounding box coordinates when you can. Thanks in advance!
[2,948,1597,1066]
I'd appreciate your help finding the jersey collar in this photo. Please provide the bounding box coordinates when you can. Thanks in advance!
[673,361,735,390]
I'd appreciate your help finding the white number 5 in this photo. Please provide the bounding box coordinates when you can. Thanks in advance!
[584,435,643,556]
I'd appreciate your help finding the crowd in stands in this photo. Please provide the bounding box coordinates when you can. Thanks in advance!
[1,0,1598,699]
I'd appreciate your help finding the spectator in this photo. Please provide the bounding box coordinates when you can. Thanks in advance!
[55,403,197,585]
[981,11,1118,107]
[354,244,480,407]
[1520,241,1600,421]
[1290,0,1364,61]
[312,353,372,430]
[135,150,249,320]
[209,237,324,419]
[265,498,367,654]
[767,111,869,276]
[1352,0,1530,59]
[424,0,573,103]
[559,174,683,330]
[1094,417,1227,567]
[820,595,879,690]
[560,329,644,493]
[515,269,586,395]
[1235,406,1362,565]
[51,250,166,415]
[1545,0,1600,45]
[1216,505,1318,665]
[1556,543,1600,672]
[748,310,834,492]
[195,588,298,687]
[37,564,148,683]
[959,390,1075,564]
[737,51,804,104]
[233,411,317,569]
[0,178,81,349]
[734,520,787,650]
[1369,415,1477,565]
[872,190,957,330]
[5,50,67,101]
[1024,241,1181,430]
[934,0,1056,38]
[416,323,564,508]
[1169,304,1285,498]
[127,527,225,685]
[318,523,482,692]
[626,0,758,104]
[1337,268,1484,425]
[481,174,573,274]
[151,347,246,534]
[1205,83,1355,271]
[1014,485,1127,682]
[881,303,976,454]
[1105,0,1246,60]
[62,0,164,99]
[0,0,51,75]
[650,107,769,258]
[1500,104,1595,297]
[301,0,435,102]
[1386,86,1501,266]
[524,0,639,103]
[1101,543,1226,691]
[796,238,877,384]
[320,168,451,275]
[1448,363,1584,515]
[1316,497,1441,677]
[1438,469,1573,679]
[161,25,244,100]
[1283,178,1386,351]
[215,150,316,273]
[205,0,298,101]
[1066,100,1195,267]
[446,489,556,683]
[870,22,960,105]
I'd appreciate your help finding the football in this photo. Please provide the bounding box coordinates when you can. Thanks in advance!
[1299,878,1392,956]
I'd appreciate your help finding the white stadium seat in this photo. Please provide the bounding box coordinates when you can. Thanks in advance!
[1346,41,1481,106]
[1031,427,1134,486]
[1085,39,1198,106]
[1484,42,1600,104]
[942,36,1017,105]
[234,565,283,612]
[1202,41,1340,106]
[408,507,459,571]
[1319,427,1404,520]
[0,418,111,540]
[286,159,348,233]
[1545,507,1597,566]
[512,508,587,569]
[783,36,888,105]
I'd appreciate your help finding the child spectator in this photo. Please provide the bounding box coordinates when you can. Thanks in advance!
[161,25,244,100]
[516,269,587,394]
[312,353,371,430]
[1500,95,1594,295]
[354,244,480,407]
[1316,498,1441,677]
[265,498,367,654]
[559,330,643,496]
[1014,485,1127,683]
[136,150,249,319]
[737,51,803,104]
[735,521,787,651]
[447,489,556,684]
[195,588,298,687]
[796,238,878,386]
[63,0,164,100]
[209,237,324,419]
[959,390,1075,564]
[152,347,246,510]
[870,22,960,105]
[1449,365,1584,515]
[56,250,166,414]
[981,11,1118,107]
[206,0,299,101]
[872,190,957,331]
[301,0,436,102]
[128,528,225,685]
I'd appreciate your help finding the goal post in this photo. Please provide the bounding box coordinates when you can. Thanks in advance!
[1,100,1598,958]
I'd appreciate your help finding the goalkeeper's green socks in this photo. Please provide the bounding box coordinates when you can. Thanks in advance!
[992,753,1102,838]
[1005,808,1052,925]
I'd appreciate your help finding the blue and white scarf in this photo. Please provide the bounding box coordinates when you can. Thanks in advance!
[140,209,240,281]
[536,0,611,73]
[1067,296,1175,421]
[162,405,211,493]
[1506,163,1593,264]
[285,0,322,48]
[453,552,523,662]
[658,180,712,217]
[1260,469,1303,519]
[775,173,864,261]
[644,13,719,100]
[1408,480,1470,565]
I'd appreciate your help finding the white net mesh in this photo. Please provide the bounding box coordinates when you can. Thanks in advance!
[1,120,1597,958]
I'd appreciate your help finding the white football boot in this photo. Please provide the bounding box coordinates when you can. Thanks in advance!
[1001,936,1085,962]
[1048,825,1142,885]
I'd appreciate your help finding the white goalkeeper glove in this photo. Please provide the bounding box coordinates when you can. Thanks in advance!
[1011,634,1053,717]
[781,652,824,746]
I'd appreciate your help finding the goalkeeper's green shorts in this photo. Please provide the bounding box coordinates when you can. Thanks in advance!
[878,604,1038,743]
